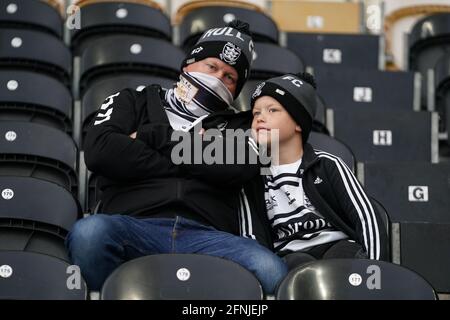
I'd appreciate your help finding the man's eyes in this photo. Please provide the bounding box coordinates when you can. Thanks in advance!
[226,74,236,83]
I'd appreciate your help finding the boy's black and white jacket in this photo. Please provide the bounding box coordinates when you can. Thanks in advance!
[84,84,259,236]
[238,143,389,261]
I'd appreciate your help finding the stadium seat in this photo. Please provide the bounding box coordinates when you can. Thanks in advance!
[71,0,171,56]
[395,222,450,293]
[0,70,72,133]
[0,251,87,299]
[329,108,438,163]
[276,259,436,300]
[434,52,450,134]
[309,132,355,172]
[101,254,263,300]
[0,176,81,260]
[314,67,419,111]
[0,0,63,38]
[250,42,304,80]
[0,28,71,86]
[287,33,381,70]
[271,1,362,34]
[408,13,450,108]
[360,162,450,223]
[0,121,78,195]
[176,1,278,50]
[79,35,184,95]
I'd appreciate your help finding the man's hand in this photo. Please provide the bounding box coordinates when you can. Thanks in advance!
[130,132,137,139]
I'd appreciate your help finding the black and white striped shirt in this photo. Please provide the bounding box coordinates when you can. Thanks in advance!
[264,158,348,253]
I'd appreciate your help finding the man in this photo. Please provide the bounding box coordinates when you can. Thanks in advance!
[66,20,287,294]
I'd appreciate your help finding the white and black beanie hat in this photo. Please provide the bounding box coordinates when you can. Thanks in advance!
[181,20,255,98]
[251,72,318,144]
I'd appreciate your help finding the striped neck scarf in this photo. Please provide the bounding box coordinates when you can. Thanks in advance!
[164,72,233,123]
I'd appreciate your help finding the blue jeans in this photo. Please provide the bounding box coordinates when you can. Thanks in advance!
[65,214,288,295]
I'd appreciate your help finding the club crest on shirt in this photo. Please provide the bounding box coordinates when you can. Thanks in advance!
[220,42,241,65]
[266,196,278,211]
[284,191,296,206]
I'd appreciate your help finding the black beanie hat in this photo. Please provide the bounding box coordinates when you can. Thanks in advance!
[251,72,317,144]
[181,20,255,99]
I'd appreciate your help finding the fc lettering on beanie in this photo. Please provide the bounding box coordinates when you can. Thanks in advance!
[251,72,318,144]
[181,20,255,98]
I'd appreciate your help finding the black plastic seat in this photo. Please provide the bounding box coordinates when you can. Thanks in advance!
[177,4,278,50]
[287,32,380,70]
[0,0,63,38]
[330,108,437,163]
[398,222,450,293]
[101,254,263,300]
[309,132,355,172]
[71,0,172,56]
[0,28,71,86]
[0,176,81,260]
[0,70,72,133]
[361,162,450,223]
[408,13,450,108]
[251,42,304,79]
[0,251,87,299]
[314,67,418,111]
[276,259,436,300]
[0,121,78,195]
[79,35,184,95]
[434,52,450,134]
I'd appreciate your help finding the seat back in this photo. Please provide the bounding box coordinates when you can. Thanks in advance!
[331,108,437,163]
[0,121,78,194]
[314,67,418,111]
[0,0,63,38]
[0,28,71,85]
[251,42,304,79]
[71,1,171,56]
[287,33,380,70]
[79,35,184,95]
[309,132,356,172]
[101,254,263,300]
[0,251,87,299]
[361,162,450,223]
[408,13,450,108]
[0,70,72,133]
[276,258,436,300]
[398,222,450,293]
[177,3,278,50]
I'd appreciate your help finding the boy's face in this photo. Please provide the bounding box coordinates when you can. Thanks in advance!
[183,57,238,96]
[251,96,301,145]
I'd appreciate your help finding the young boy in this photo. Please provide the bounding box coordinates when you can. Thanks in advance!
[246,72,388,268]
